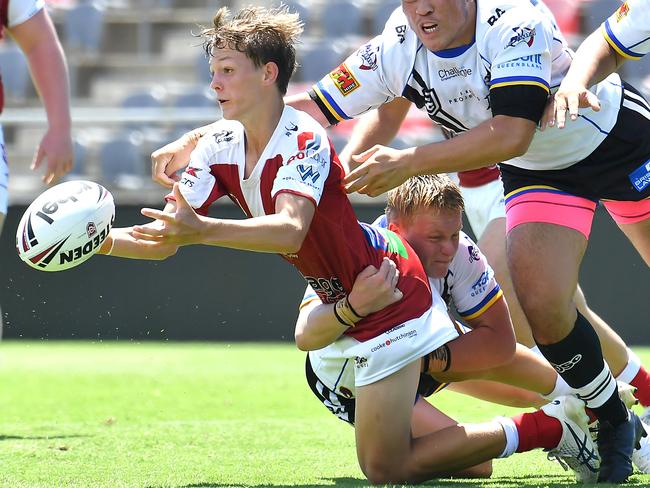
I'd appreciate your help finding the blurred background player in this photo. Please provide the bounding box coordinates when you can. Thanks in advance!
[0,0,73,334]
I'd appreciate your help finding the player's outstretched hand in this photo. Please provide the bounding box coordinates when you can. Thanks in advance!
[348,257,403,317]
[343,145,412,197]
[134,183,204,246]
[31,127,73,185]
[151,134,196,188]
[541,81,601,130]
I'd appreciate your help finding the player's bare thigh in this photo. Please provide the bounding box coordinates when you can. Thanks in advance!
[616,217,650,267]
[506,222,587,343]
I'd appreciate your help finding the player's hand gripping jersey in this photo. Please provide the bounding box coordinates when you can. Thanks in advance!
[177,105,432,341]
[601,0,650,60]
[310,0,624,172]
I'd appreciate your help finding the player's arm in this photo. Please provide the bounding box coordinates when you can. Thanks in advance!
[8,8,73,184]
[344,112,537,196]
[434,296,516,377]
[295,258,403,351]
[338,98,410,173]
[547,30,621,129]
[284,92,333,128]
[150,122,221,187]
[134,183,315,254]
[98,201,179,260]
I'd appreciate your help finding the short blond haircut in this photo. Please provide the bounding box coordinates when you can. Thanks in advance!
[386,174,464,223]
[200,6,303,94]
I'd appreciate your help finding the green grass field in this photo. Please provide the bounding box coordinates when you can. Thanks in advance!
[1,342,649,488]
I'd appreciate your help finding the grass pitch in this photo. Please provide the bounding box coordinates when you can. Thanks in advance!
[0,342,649,488]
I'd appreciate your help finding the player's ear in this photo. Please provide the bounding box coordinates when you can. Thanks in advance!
[388,221,400,233]
[262,61,279,86]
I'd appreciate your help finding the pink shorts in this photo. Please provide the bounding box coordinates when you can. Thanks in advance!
[505,186,650,239]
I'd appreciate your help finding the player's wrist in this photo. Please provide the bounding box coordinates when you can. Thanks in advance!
[333,296,366,328]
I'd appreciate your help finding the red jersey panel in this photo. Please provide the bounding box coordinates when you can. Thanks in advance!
[178,106,432,341]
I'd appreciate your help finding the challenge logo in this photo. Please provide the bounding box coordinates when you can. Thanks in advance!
[329,63,361,96]
[506,26,536,49]
[438,66,472,81]
[616,2,630,22]
[357,44,379,71]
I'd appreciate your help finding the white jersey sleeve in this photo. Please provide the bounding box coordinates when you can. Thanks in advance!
[309,8,416,123]
[177,123,241,213]
[445,233,503,321]
[484,5,554,94]
[8,0,44,28]
[299,285,321,310]
[601,0,650,60]
[271,128,331,207]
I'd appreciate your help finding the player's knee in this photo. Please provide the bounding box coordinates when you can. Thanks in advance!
[467,461,493,478]
[359,456,406,485]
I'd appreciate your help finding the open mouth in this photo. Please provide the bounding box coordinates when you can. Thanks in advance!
[422,22,439,33]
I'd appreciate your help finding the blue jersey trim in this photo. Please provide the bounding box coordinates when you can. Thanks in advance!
[315,81,352,120]
[458,285,501,318]
[433,39,475,58]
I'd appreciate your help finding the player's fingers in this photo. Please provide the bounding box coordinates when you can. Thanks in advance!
[586,91,601,112]
[352,146,379,164]
[567,94,580,122]
[31,146,45,171]
[152,155,176,188]
[344,173,370,194]
[140,208,175,223]
[540,98,555,130]
[356,264,379,279]
[342,162,370,187]
[555,97,568,129]
[173,183,191,207]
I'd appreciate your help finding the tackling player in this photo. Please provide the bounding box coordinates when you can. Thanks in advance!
[108,6,599,484]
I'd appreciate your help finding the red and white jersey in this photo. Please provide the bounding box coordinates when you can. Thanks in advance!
[179,105,432,341]
[0,0,44,113]
[601,0,650,60]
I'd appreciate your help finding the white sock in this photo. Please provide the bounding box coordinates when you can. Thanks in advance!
[542,375,573,401]
[575,364,618,408]
[616,348,642,384]
[494,416,519,458]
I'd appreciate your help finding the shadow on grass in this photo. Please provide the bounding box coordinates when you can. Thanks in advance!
[146,474,583,488]
[0,434,90,441]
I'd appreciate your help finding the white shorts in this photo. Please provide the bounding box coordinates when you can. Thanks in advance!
[0,126,8,215]
[459,177,506,240]
[307,292,458,396]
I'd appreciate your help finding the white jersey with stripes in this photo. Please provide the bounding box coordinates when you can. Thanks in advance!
[601,0,650,60]
[310,0,624,171]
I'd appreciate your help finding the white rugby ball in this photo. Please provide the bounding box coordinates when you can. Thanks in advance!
[16,180,115,272]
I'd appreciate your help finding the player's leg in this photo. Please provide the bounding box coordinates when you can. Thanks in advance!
[448,380,545,408]
[504,188,641,482]
[609,203,650,266]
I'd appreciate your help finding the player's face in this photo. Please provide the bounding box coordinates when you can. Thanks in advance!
[395,207,462,279]
[401,0,476,52]
[209,48,263,120]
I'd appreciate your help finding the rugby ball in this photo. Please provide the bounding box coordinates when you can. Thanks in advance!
[16,180,115,272]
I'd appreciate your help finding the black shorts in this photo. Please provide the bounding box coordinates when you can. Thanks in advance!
[500,83,650,202]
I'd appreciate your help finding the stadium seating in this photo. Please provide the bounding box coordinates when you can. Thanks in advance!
[64,2,106,55]
[320,0,364,39]
[99,132,147,189]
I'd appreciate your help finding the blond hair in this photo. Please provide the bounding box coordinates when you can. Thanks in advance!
[200,6,303,94]
[386,174,464,222]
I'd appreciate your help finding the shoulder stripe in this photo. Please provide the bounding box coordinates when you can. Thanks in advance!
[490,76,550,92]
[602,21,644,60]
[458,287,503,320]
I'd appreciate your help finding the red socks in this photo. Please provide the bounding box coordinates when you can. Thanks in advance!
[513,410,562,452]
[631,366,650,407]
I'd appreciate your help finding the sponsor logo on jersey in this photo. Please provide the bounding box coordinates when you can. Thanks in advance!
[185,166,202,178]
[213,130,235,144]
[370,328,418,353]
[488,7,507,26]
[329,63,361,96]
[438,66,473,81]
[470,271,490,297]
[395,24,407,44]
[616,2,630,22]
[467,245,480,263]
[629,159,650,192]
[284,122,298,136]
[505,26,536,49]
[448,89,478,105]
[297,164,321,183]
[496,53,543,70]
[305,276,345,302]
[298,132,321,152]
[355,356,368,368]
[357,43,379,71]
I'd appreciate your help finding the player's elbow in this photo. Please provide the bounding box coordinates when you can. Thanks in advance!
[282,225,308,254]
